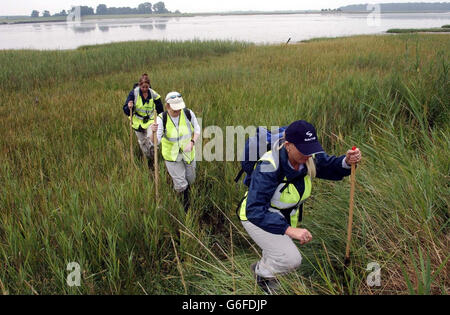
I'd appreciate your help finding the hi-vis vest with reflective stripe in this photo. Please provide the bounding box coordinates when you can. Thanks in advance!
[131,87,159,130]
[239,151,312,228]
[160,109,195,164]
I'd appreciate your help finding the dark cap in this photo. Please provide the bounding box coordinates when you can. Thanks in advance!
[285,120,324,156]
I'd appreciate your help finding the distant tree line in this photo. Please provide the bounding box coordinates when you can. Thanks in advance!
[321,8,342,12]
[339,2,450,12]
[30,2,174,17]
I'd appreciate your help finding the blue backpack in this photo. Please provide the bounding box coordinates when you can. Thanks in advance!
[234,126,287,187]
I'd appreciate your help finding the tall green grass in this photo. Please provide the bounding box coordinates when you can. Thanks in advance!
[0,40,249,91]
[0,34,448,294]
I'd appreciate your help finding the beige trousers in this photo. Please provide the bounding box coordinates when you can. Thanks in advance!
[165,154,196,192]
[242,220,302,279]
[135,129,154,160]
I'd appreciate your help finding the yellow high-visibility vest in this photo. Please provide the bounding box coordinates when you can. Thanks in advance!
[160,110,195,164]
[239,151,312,228]
[131,88,160,130]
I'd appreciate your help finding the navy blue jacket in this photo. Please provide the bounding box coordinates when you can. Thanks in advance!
[245,146,351,235]
[123,84,164,117]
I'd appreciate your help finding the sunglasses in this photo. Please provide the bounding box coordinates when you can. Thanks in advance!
[167,93,182,100]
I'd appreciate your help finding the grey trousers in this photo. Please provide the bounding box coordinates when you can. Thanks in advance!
[165,155,196,192]
[135,129,154,160]
[242,220,302,279]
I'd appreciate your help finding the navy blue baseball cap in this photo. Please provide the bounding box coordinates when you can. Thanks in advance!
[285,120,324,156]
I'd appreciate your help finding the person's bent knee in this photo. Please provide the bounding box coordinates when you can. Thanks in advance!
[284,251,302,271]
[138,142,152,158]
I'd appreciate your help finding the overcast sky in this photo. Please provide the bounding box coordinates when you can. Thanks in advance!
[1,0,447,16]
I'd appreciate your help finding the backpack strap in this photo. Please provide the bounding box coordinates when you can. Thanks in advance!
[279,154,317,192]
[184,108,192,122]
[162,109,192,135]
[279,204,304,224]
[234,169,245,183]
[279,179,291,193]
[162,112,168,135]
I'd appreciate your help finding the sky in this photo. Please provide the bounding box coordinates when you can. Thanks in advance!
[1,0,448,16]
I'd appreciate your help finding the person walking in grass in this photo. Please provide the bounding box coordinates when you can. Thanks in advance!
[238,120,362,294]
[150,92,201,212]
[123,73,164,170]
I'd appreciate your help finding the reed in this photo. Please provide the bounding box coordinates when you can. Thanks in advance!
[0,34,448,294]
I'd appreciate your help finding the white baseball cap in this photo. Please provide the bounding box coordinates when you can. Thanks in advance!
[165,92,185,111]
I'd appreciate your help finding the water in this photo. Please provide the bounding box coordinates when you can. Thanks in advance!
[1,13,449,50]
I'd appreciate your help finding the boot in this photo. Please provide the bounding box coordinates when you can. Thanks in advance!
[147,158,153,170]
[182,185,190,213]
[251,262,280,295]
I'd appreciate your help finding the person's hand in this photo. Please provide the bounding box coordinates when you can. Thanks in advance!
[150,123,158,133]
[184,141,194,153]
[128,101,134,110]
[345,147,362,165]
[285,227,313,245]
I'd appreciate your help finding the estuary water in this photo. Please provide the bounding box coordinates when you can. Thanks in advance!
[0,12,449,50]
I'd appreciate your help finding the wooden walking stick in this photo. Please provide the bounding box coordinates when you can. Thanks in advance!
[345,146,357,266]
[129,104,134,164]
[153,108,159,205]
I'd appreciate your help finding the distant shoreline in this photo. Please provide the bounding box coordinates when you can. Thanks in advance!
[1,11,449,25]
[2,33,449,52]
[387,25,450,33]
[0,13,190,25]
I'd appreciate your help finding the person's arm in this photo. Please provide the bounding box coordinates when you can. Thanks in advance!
[157,117,164,144]
[285,227,313,245]
[344,148,361,166]
[314,152,352,180]
[190,110,201,143]
[184,110,201,152]
[314,147,362,180]
[245,162,290,235]
[123,90,134,116]
[149,116,163,146]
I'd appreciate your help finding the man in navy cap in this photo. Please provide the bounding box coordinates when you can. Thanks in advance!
[237,120,362,294]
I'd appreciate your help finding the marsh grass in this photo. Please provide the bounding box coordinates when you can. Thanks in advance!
[387,25,450,33]
[0,34,448,294]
